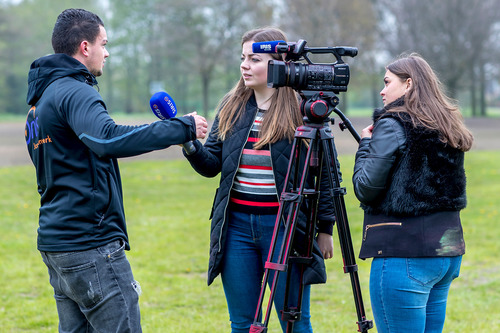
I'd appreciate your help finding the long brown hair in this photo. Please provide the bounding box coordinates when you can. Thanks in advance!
[216,27,302,149]
[386,53,473,152]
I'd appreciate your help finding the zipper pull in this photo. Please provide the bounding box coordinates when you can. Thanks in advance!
[363,225,370,241]
[98,213,105,226]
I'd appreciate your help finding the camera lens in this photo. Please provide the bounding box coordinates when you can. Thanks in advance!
[267,60,349,93]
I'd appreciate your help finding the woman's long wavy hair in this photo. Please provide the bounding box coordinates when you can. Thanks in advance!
[386,53,473,151]
[215,27,302,149]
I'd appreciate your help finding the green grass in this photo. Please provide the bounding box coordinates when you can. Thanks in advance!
[1,151,499,332]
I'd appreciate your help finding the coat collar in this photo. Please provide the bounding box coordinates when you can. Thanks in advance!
[372,96,405,122]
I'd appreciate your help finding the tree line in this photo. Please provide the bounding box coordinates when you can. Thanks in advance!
[1,0,499,117]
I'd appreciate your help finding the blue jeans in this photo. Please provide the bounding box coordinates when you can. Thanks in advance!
[369,256,462,333]
[221,210,313,333]
[40,239,142,333]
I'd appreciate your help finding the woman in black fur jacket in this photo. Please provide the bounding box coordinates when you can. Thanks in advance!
[352,54,473,333]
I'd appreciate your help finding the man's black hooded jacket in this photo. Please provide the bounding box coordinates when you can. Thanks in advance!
[26,53,196,252]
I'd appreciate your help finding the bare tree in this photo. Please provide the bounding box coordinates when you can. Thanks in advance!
[375,0,500,115]
[465,0,500,116]
[106,0,153,114]
[278,0,378,112]
[144,0,277,117]
[0,0,105,114]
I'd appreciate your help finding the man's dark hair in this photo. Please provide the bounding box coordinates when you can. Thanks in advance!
[51,8,104,55]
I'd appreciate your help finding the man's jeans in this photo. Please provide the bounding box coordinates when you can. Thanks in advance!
[370,256,462,333]
[40,239,142,333]
[221,210,313,333]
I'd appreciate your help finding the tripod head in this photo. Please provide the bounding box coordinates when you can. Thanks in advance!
[299,90,338,123]
[299,90,361,143]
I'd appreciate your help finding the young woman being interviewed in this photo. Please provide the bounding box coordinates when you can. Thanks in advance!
[183,27,336,332]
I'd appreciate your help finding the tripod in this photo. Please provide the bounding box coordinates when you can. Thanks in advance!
[249,91,373,333]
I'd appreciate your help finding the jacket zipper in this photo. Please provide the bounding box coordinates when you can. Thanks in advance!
[89,151,105,225]
[363,222,402,241]
[218,109,257,252]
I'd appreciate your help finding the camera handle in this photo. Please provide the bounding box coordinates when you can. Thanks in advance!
[250,99,373,332]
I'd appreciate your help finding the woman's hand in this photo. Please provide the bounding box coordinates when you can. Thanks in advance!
[361,124,374,139]
[317,232,334,259]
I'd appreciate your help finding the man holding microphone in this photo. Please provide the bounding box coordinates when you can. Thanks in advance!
[25,8,207,332]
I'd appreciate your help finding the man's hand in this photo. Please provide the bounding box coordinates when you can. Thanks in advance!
[185,112,208,139]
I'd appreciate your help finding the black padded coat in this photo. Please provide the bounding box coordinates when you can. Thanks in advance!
[185,95,336,285]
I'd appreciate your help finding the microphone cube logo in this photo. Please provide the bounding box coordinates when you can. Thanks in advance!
[164,96,176,115]
[260,44,272,52]
[151,103,166,120]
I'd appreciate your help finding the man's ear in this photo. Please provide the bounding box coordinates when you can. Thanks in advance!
[79,40,90,57]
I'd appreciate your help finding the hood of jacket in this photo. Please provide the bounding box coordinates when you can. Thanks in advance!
[27,53,97,106]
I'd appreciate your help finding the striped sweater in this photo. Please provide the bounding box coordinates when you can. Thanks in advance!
[229,109,279,214]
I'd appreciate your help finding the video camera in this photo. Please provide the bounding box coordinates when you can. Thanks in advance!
[253,39,359,127]
[252,39,357,93]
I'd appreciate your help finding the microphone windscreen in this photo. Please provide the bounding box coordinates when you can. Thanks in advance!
[149,91,177,120]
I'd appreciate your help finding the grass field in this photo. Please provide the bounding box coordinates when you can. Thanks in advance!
[0,151,499,332]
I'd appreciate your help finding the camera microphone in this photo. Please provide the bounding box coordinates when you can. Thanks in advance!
[149,91,196,155]
[252,40,290,53]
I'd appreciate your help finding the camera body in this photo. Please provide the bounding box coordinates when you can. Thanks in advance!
[253,39,357,123]
[254,39,357,94]
[267,60,350,93]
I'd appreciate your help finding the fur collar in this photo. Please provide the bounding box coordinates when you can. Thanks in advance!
[372,96,405,123]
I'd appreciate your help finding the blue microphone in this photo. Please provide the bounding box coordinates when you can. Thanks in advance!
[150,91,177,120]
[252,40,289,53]
[149,91,196,155]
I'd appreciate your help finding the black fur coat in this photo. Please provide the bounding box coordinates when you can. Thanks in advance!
[362,98,467,217]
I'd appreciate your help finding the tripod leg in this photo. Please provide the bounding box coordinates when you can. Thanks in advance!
[250,189,309,332]
[251,135,303,332]
[251,129,319,332]
[320,127,373,333]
